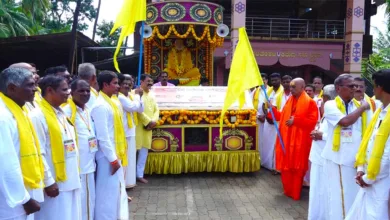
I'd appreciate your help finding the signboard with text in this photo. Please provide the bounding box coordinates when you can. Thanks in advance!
[152,86,254,110]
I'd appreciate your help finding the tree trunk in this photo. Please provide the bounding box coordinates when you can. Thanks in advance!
[68,0,82,74]
[92,0,101,41]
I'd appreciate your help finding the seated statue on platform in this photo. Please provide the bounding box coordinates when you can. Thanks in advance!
[164,39,201,79]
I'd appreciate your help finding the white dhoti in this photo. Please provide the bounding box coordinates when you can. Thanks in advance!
[95,158,128,220]
[35,189,81,220]
[345,177,390,220]
[125,136,136,188]
[81,173,95,220]
[304,161,311,183]
[4,215,26,220]
[308,162,326,220]
[136,147,149,178]
[324,160,359,220]
[261,121,277,170]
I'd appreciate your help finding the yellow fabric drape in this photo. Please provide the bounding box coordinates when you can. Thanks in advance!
[317,90,323,99]
[90,87,98,97]
[265,86,283,110]
[364,94,376,111]
[144,151,260,175]
[355,107,390,180]
[252,88,260,110]
[0,93,44,189]
[128,93,138,127]
[37,99,67,182]
[100,92,128,166]
[332,96,367,152]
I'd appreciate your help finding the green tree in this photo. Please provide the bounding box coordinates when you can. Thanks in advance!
[96,20,121,46]
[45,0,96,32]
[0,0,32,37]
[362,27,390,77]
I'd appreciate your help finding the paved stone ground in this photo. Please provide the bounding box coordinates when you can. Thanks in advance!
[127,170,309,220]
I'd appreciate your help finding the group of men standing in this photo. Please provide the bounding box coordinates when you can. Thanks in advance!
[0,62,160,220]
[252,71,390,219]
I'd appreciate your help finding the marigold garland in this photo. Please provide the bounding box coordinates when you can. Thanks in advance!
[157,110,257,127]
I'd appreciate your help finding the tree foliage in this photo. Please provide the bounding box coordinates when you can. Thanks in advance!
[362,27,390,76]
[96,20,120,47]
[0,0,33,37]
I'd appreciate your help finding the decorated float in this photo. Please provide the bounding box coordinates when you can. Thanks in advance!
[141,1,260,174]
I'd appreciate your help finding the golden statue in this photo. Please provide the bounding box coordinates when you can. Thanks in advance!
[164,39,201,79]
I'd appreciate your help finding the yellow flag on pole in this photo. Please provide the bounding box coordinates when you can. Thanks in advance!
[111,0,146,72]
[219,27,264,138]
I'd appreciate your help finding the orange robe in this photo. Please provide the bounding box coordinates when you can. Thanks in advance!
[269,92,318,200]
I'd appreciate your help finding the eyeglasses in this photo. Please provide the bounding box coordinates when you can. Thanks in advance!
[340,84,358,89]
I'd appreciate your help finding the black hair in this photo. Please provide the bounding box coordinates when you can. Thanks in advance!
[305,84,315,91]
[313,76,323,81]
[44,65,68,76]
[372,69,390,94]
[39,75,66,97]
[270,72,281,78]
[261,73,268,78]
[282,75,292,80]
[70,78,89,92]
[140,74,152,82]
[117,73,126,85]
[97,71,117,90]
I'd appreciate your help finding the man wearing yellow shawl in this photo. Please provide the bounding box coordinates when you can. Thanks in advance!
[313,76,324,115]
[30,75,81,220]
[262,73,291,172]
[0,68,44,219]
[251,73,269,158]
[346,70,390,220]
[62,79,98,220]
[117,74,144,189]
[78,63,99,109]
[136,74,159,184]
[321,74,371,220]
[90,71,128,220]
[354,76,377,112]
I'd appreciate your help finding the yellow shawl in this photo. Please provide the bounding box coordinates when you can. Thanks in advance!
[122,93,139,128]
[101,92,128,166]
[266,86,284,110]
[332,96,367,151]
[355,106,390,180]
[37,98,67,182]
[0,93,44,189]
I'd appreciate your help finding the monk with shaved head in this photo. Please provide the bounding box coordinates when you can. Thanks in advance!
[268,78,318,200]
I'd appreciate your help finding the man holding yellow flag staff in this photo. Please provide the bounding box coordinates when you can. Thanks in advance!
[346,69,390,220]
[31,75,81,220]
[0,68,44,220]
[91,71,128,220]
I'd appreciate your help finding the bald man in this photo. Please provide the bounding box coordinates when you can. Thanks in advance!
[269,78,318,200]
[9,63,41,111]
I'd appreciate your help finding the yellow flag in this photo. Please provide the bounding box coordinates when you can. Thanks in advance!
[219,28,264,138]
[111,0,146,72]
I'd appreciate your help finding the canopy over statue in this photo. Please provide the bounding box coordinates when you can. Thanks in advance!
[143,1,228,86]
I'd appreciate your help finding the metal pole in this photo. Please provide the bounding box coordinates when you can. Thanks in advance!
[137,22,145,86]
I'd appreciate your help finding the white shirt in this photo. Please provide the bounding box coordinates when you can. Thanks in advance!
[63,105,97,174]
[118,93,144,137]
[86,88,98,110]
[358,104,390,185]
[30,106,81,191]
[321,99,370,167]
[309,118,328,165]
[0,99,49,219]
[90,95,118,162]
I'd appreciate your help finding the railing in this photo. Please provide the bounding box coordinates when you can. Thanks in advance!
[224,16,345,40]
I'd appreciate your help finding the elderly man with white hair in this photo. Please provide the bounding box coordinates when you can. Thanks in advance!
[78,63,98,109]
[307,84,336,220]
[0,67,51,220]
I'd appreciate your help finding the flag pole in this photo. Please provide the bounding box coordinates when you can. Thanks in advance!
[260,85,286,153]
[137,21,145,86]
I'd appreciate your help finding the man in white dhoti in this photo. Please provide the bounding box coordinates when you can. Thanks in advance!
[62,79,97,220]
[262,73,291,173]
[346,69,390,220]
[0,68,46,220]
[91,71,128,220]
[308,84,336,220]
[31,75,81,220]
[252,73,269,157]
[78,63,99,109]
[321,74,371,220]
[117,74,144,189]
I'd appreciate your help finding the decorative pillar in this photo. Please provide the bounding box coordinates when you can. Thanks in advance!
[230,0,246,67]
[344,0,365,76]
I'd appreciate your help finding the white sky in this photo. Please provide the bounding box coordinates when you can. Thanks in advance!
[82,1,388,48]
